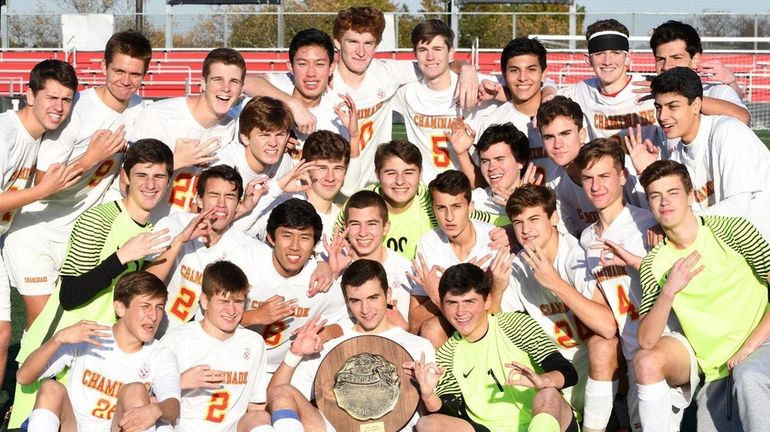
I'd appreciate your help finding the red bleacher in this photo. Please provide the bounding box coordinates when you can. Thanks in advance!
[1,49,769,101]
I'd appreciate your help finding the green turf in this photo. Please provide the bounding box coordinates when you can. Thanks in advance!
[757,129,770,150]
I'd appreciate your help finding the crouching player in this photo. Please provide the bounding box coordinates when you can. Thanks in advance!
[158,260,272,432]
[16,271,181,432]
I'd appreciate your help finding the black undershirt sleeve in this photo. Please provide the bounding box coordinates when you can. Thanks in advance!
[540,351,578,389]
[59,253,127,310]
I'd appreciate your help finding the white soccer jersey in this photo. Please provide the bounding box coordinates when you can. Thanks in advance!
[332,59,419,191]
[0,111,39,236]
[215,142,294,234]
[414,220,497,297]
[9,88,146,243]
[394,72,498,183]
[579,205,658,359]
[479,102,559,182]
[159,322,267,432]
[471,187,505,217]
[290,324,434,431]
[504,231,592,357]
[381,250,417,321]
[150,212,261,335]
[228,242,348,372]
[40,329,180,432]
[266,73,350,154]
[132,96,239,221]
[547,156,648,238]
[703,82,746,110]
[560,74,666,147]
[668,115,770,242]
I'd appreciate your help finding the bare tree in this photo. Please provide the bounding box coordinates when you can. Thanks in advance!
[57,0,128,13]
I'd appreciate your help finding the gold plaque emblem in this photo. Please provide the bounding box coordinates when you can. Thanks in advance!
[333,353,400,420]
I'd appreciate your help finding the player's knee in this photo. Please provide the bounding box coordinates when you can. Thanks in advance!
[533,387,563,414]
[587,334,619,378]
[632,347,665,383]
[36,379,67,405]
[116,382,150,406]
[416,414,442,432]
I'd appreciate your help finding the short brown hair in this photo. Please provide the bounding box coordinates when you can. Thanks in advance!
[374,139,422,173]
[114,271,167,308]
[639,159,693,193]
[505,184,557,219]
[536,96,583,131]
[239,96,294,137]
[573,138,625,173]
[344,190,389,224]
[334,7,386,44]
[303,130,351,166]
[585,19,629,40]
[201,260,250,298]
[411,19,454,50]
[104,30,152,73]
[202,48,246,81]
[429,170,472,204]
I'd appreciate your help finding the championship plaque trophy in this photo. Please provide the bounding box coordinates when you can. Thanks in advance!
[314,335,420,431]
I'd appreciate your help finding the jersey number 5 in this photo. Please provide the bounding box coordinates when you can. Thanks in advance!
[205,390,230,423]
[431,136,450,168]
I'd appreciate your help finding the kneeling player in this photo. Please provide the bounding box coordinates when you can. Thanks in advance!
[159,261,272,432]
[16,272,181,432]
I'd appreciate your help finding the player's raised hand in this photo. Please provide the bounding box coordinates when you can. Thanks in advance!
[505,361,545,389]
[253,294,298,325]
[175,208,216,245]
[477,78,507,103]
[236,175,270,218]
[624,125,659,174]
[36,162,83,196]
[286,98,317,135]
[308,261,334,297]
[54,320,111,346]
[323,227,352,276]
[402,352,444,397]
[646,224,665,248]
[662,250,704,297]
[83,124,127,169]
[277,159,318,193]
[700,61,737,86]
[520,243,563,292]
[116,403,164,432]
[488,225,514,252]
[289,315,328,357]
[335,93,360,157]
[590,237,642,270]
[173,136,221,170]
[488,246,513,294]
[408,253,444,305]
[468,253,493,270]
[454,63,480,109]
[445,117,475,155]
[180,364,225,390]
[490,163,543,207]
[117,229,171,264]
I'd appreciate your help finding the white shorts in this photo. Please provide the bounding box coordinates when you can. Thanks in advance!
[3,229,65,295]
[626,331,700,432]
[562,345,589,417]
[0,249,11,321]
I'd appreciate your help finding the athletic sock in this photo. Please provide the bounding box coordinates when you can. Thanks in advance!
[28,408,60,432]
[272,409,304,432]
[637,380,671,431]
[528,413,561,432]
[583,378,619,431]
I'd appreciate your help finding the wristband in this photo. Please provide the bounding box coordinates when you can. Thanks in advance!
[283,350,303,368]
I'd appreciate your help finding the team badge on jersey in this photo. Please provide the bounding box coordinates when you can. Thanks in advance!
[243,347,251,360]
[138,362,151,379]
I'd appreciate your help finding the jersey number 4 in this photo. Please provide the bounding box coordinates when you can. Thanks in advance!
[205,390,230,423]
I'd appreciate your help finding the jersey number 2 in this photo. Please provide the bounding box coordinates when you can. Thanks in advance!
[170,287,196,321]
